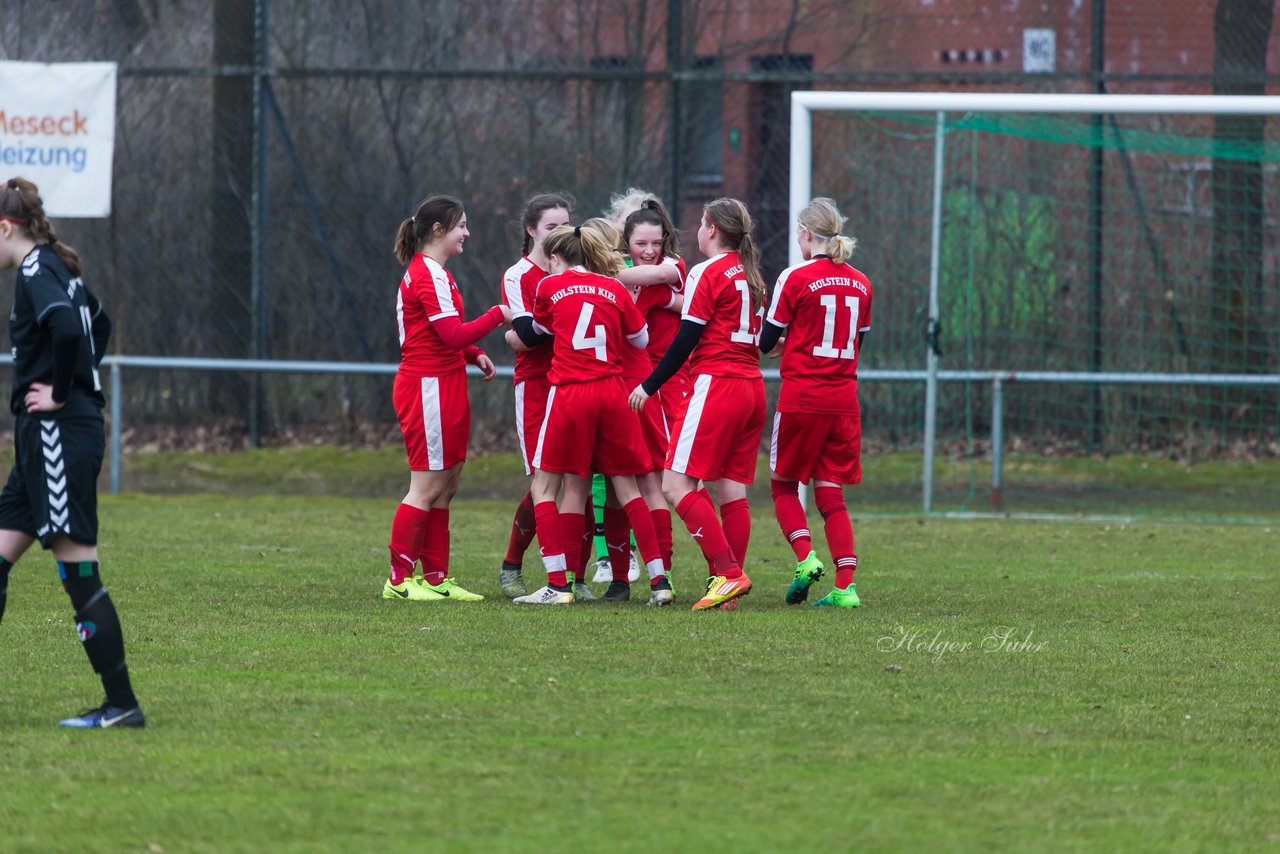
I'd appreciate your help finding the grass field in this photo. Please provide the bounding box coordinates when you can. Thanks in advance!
[2,459,1278,851]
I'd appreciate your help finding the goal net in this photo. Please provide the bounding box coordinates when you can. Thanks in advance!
[791,92,1280,519]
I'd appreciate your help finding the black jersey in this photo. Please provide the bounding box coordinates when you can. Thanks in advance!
[9,245,110,418]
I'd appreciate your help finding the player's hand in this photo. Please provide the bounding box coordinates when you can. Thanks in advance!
[477,354,497,381]
[628,385,650,413]
[497,304,514,326]
[25,382,64,413]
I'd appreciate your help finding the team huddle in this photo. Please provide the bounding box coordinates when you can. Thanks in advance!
[383,189,872,612]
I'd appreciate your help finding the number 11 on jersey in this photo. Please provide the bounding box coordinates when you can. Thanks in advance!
[813,294,860,360]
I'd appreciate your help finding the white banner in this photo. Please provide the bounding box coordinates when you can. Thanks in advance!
[0,61,117,218]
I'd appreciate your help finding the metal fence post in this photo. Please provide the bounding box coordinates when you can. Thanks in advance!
[109,360,122,495]
[990,375,1004,512]
[923,110,946,513]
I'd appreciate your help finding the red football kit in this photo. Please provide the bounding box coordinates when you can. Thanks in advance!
[393,253,500,471]
[665,251,765,484]
[635,255,691,431]
[765,256,874,484]
[530,268,652,478]
[503,256,552,474]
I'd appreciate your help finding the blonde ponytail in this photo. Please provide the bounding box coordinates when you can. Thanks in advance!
[798,197,857,265]
[543,219,625,277]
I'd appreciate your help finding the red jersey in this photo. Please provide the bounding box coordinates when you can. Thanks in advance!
[502,256,552,383]
[619,285,653,381]
[636,255,686,368]
[681,251,763,379]
[765,256,873,415]
[397,253,470,375]
[532,268,649,386]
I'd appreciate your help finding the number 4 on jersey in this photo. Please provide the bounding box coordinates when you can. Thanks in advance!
[572,303,608,361]
[813,294,860,360]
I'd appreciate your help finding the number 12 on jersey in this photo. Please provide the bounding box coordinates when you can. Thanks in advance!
[813,294,860,360]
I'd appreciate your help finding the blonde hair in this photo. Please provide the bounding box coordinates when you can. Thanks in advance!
[604,187,661,229]
[798,197,857,264]
[543,221,624,277]
[704,197,765,311]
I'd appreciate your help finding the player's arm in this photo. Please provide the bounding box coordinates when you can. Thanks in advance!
[759,269,793,354]
[617,264,680,288]
[511,314,551,348]
[640,320,702,395]
[432,305,511,351]
[85,288,112,365]
[621,292,650,349]
[44,305,83,406]
[758,319,786,354]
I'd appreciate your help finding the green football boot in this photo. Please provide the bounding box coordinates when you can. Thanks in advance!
[785,551,825,605]
[812,583,860,608]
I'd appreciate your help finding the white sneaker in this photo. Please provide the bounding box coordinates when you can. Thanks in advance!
[647,587,674,607]
[627,553,641,583]
[513,586,575,605]
[592,558,613,584]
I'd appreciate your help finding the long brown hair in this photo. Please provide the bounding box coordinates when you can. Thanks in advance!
[1,177,83,276]
[704,197,764,311]
[622,198,680,259]
[394,195,465,264]
[521,192,574,256]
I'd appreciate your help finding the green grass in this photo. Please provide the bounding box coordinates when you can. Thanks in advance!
[2,491,1277,851]
[48,446,1280,521]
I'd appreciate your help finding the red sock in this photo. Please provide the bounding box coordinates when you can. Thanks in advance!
[387,503,429,584]
[421,508,450,586]
[603,504,631,583]
[534,500,568,587]
[623,498,661,566]
[771,479,812,561]
[719,498,751,568]
[674,491,739,578]
[815,486,856,589]
[503,491,537,566]
[561,512,586,587]
[697,486,713,507]
[652,508,673,572]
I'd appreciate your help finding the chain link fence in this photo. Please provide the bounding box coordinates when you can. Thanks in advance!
[3,0,1278,465]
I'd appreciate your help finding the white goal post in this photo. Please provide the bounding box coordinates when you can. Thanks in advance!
[788,91,1280,513]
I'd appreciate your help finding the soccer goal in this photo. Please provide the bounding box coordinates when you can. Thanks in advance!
[789,91,1280,518]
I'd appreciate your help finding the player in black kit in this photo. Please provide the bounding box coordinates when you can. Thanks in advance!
[0,177,144,729]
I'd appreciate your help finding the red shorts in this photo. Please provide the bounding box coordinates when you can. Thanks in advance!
[514,375,551,476]
[626,373,670,472]
[769,410,862,485]
[657,368,690,428]
[533,378,649,478]
[394,368,470,472]
[666,374,765,484]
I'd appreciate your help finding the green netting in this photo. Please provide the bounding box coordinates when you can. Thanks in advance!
[810,106,1280,520]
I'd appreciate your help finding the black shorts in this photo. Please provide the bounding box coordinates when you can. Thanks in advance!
[0,413,104,548]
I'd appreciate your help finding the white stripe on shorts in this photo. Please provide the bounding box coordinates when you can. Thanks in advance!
[514,381,530,476]
[769,410,781,472]
[420,376,444,470]
[531,386,557,471]
[671,374,712,474]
